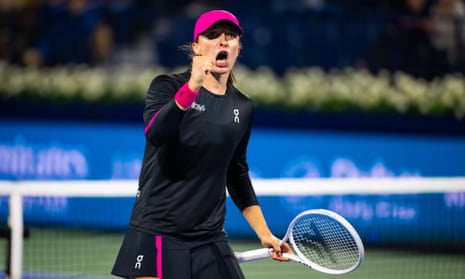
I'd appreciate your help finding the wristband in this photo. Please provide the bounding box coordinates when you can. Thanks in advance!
[174,82,200,109]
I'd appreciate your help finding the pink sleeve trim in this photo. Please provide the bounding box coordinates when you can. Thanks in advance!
[144,107,163,135]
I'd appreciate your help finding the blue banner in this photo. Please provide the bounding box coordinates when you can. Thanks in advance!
[229,192,465,245]
[1,120,464,180]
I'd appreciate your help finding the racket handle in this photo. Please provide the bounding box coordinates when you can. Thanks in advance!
[234,248,271,263]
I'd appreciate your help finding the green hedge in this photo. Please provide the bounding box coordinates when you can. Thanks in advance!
[1,62,464,119]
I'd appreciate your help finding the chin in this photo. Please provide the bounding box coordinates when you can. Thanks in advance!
[216,68,231,75]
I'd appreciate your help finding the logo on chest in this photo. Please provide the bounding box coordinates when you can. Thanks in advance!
[233,108,240,124]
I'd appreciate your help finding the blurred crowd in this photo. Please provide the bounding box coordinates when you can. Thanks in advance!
[367,0,465,79]
[0,0,464,79]
[0,0,159,68]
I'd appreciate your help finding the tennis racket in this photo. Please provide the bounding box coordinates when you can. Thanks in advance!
[234,209,364,275]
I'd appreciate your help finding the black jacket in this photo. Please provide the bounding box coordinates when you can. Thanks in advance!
[129,71,258,240]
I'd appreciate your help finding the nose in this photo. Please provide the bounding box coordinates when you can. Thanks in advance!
[219,33,230,45]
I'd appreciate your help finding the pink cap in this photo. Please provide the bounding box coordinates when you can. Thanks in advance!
[193,10,243,41]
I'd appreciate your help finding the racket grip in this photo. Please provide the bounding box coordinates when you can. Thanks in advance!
[234,248,271,263]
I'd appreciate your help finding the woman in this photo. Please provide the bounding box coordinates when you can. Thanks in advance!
[111,9,290,279]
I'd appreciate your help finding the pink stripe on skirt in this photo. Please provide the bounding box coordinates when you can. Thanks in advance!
[155,235,163,279]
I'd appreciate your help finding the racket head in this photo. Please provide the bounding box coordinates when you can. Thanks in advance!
[287,209,364,275]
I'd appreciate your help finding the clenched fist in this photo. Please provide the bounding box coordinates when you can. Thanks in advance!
[188,54,216,91]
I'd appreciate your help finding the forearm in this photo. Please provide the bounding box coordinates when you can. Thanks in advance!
[144,100,185,146]
[242,205,273,242]
[143,74,197,146]
[242,204,293,261]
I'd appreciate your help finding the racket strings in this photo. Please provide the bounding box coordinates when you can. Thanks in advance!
[291,214,360,271]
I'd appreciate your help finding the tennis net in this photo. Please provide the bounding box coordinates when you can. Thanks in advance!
[0,177,464,279]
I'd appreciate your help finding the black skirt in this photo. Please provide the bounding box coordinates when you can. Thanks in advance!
[111,229,245,279]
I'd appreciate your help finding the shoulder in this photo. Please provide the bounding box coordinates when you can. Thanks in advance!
[229,84,254,106]
[149,70,190,90]
[146,70,190,99]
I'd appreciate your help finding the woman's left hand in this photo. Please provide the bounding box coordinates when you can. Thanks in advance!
[260,234,292,262]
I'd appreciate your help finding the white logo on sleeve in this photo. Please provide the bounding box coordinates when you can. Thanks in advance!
[233,109,240,123]
[135,255,144,269]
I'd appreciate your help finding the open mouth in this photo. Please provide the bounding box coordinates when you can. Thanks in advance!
[216,51,228,61]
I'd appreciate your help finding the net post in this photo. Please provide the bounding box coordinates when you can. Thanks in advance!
[8,190,23,279]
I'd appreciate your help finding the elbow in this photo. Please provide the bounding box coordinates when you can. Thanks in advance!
[145,129,165,147]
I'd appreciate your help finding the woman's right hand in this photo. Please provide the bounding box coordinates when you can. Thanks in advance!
[188,54,215,91]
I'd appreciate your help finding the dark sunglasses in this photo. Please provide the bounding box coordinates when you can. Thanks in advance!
[201,29,240,40]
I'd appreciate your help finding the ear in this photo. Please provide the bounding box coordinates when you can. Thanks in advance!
[234,45,241,59]
[192,42,200,56]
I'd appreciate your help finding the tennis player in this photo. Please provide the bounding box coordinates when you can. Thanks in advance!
[111,9,291,279]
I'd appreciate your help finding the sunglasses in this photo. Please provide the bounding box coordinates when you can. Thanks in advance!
[201,28,240,40]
